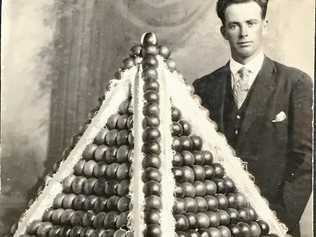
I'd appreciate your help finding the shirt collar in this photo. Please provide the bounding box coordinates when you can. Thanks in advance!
[229,51,265,76]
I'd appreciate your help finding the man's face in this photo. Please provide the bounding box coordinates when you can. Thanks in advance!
[221,1,267,63]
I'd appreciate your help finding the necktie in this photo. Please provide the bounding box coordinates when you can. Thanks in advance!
[233,67,251,109]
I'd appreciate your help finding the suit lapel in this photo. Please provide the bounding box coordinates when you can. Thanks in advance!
[239,57,277,137]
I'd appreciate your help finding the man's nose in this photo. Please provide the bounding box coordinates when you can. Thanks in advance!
[239,25,248,38]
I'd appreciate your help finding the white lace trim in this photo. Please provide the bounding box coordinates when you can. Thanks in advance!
[159,56,176,236]
[129,64,146,236]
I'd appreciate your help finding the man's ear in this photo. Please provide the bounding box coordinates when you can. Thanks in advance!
[220,25,227,40]
[262,19,268,36]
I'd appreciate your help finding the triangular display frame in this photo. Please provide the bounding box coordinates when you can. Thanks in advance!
[12,33,288,237]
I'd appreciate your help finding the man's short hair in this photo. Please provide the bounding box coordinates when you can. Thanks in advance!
[216,0,268,24]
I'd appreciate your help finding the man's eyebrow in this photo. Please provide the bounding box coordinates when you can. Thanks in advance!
[247,19,260,22]
[227,21,239,25]
[227,18,260,24]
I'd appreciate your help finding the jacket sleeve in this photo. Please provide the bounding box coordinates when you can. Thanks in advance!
[283,71,313,231]
[193,78,204,95]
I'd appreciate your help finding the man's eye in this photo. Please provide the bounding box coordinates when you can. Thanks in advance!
[247,21,257,27]
[229,24,237,30]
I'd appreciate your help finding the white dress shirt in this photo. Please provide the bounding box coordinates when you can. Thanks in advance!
[229,52,265,108]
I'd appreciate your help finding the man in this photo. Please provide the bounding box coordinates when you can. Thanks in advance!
[193,0,312,236]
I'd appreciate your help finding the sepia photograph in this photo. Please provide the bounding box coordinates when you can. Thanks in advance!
[1,0,314,236]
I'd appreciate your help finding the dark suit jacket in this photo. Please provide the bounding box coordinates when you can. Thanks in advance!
[193,57,312,234]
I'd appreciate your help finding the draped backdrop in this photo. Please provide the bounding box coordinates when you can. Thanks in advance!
[1,0,314,235]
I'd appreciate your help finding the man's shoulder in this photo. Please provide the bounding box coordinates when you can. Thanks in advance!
[268,57,312,84]
[193,64,229,89]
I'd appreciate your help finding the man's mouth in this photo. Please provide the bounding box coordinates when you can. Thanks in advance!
[238,41,252,46]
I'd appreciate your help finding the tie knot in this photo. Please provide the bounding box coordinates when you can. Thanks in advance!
[238,67,251,79]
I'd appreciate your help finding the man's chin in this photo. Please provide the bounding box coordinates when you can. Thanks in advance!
[235,50,256,60]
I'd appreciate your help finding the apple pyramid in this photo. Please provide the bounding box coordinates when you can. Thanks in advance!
[12,33,288,237]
